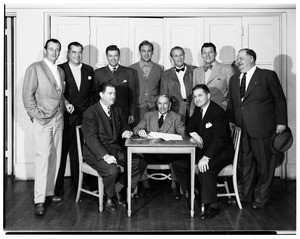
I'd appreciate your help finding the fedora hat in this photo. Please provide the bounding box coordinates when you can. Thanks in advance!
[271,127,293,154]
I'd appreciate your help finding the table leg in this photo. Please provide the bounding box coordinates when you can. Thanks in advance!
[190,148,195,217]
[127,147,132,217]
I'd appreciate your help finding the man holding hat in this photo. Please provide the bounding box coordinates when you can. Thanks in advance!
[227,48,288,209]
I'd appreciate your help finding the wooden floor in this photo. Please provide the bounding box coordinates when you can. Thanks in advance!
[3,175,296,234]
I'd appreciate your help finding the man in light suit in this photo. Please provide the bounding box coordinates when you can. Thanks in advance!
[82,83,147,213]
[193,42,234,111]
[94,45,137,125]
[55,42,95,198]
[129,40,163,127]
[172,84,234,219]
[22,39,74,216]
[160,46,196,123]
[133,94,185,199]
[227,48,287,209]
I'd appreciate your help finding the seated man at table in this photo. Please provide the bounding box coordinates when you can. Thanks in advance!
[81,82,147,213]
[172,84,234,219]
[133,94,185,199]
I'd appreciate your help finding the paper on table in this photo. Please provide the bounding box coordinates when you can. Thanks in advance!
[147,132,183,141]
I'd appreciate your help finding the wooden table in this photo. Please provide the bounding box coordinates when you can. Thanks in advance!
[125,137,197,217]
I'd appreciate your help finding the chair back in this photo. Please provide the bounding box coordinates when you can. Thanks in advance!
[76,125,84,166]
[231,126,242,175]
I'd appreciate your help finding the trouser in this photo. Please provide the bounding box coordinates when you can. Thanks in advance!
[33,113,63,204]
[85,154,147,198]
[238,123,276,204]
[55,118,80,195]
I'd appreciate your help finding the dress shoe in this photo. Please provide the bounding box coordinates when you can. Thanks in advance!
[105,197,118,212]
[114,192,127,208]
[200,207,220,220]
[35,203,45,216]
[251,202,266,209]
[171,187,181,200]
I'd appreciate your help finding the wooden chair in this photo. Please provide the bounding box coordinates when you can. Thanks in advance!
[216,126,242,209]
[75,125,104,212]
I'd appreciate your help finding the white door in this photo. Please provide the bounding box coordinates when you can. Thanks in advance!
[129,18,164,66]
[203,17,242,65]
[51,17,90,65]
[164,18,203,68]
[90,18,130,69]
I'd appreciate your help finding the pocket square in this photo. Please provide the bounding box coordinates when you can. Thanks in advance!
[88,76,92,80]
[205,122,212,128]
[122,80,128,83]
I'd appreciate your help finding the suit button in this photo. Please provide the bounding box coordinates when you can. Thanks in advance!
[241,107,244,110]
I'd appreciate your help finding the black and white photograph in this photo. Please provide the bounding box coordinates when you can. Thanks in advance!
[1,0,298,236]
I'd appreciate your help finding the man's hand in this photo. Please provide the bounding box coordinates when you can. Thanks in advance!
[198,156,210,173]
[229,122,235,137]
[128,115,135,124]
[122,130,133,139]
[189,132,203,148]
[276,124,286,134]
[137,129,148,138]
[65,103,74,114]
[103,154,117,164]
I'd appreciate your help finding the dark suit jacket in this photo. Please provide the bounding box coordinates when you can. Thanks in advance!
[133,110,185,135]
[227,67,287,138]
[59,62,94,126]
[160,64,196,117]
[186,101,234,162]
[94,65,137,119]
[82,102,131,162]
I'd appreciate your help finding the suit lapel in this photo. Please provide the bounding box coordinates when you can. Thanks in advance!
[65,63,79,93]
[42,60,61,94]
[96,103,113,137]
[161,113,172,133]
[150,112,159,132]
[243,68,260,101]
[200,103,212,135]
[79,64,89,92]
[207,62,221,84]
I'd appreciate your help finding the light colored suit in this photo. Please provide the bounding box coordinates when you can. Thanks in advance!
[133,110,185,135]
[193,61,234,110]
[22,59,66,204]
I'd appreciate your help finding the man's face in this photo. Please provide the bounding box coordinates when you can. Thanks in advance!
[106,50,120,67]
[68,45,83,66]
[140,45,153,62]
[171,49,185,68]
[193,88,210,108]
[100,86,116,107]
[236,50,254,73]
[201,47,216,65]
[157,96,171,115]
[44,41,61,64]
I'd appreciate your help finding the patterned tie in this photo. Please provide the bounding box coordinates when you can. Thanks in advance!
[112,67,116,73]
[107,107,111,119]
[158,114,164,128]
[203,64,213,72]
[240,72,247,99]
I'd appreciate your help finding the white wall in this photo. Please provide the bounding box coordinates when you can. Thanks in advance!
[5,4,297,180]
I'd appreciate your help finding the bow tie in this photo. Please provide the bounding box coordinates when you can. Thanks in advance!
[175,67,185,73]
[203,64,213,72]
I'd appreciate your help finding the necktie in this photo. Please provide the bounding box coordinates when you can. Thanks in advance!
[112,67,116,73]
[203,64,213,72]
[158,114,164,128]
[175,67,185,73]
[199,108,203,120]
[107,107,111,118]
[240,72,247,99]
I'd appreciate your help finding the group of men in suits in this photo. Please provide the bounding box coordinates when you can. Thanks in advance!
[23,38,288,219]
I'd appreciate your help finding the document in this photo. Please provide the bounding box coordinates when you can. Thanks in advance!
[147,132,183,141]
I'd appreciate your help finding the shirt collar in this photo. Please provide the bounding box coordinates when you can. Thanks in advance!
[69,62,82,69]
[158,112,167,119]
[99,100,110,113]
[201,100,210,117]
[44,58,57,70]
[240,65,257,79]
[139,60,153,69]
[108,65,119,72]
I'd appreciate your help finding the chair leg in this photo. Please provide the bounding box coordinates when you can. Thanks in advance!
[75,171,84,202]
[232,175,242,209]
[98,177,104,212]
[224,179,231,198]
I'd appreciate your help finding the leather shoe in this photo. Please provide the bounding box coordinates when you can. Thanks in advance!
[200,207,220,220]
[171,187,180,200]
[105,197,117,212]
[52,196,63,203]
[251,202,266,209]
[35,203,45,216]
[114,192,126,208]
